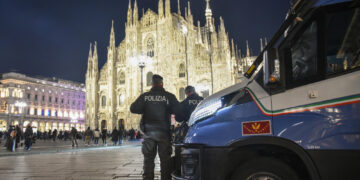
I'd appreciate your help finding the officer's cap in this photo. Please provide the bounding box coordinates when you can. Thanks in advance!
[152,74,163,85]
[185,86,195,94]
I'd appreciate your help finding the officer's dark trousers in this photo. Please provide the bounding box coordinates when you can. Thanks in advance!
[142,133,172,180]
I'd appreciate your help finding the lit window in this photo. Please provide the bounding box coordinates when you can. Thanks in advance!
[102,96,106,107]
[179,88,185,101]
[119,94,125,106]
[146,72,153,86]
[147,38,155,57]
[179,63,185,77]
[119,72,125,85]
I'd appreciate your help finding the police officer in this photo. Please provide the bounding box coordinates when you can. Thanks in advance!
[130,74,179,180]
[176,86,204,124]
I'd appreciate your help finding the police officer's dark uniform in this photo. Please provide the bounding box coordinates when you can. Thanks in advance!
[173,86,203,174]
[130,75,179,180]
[176,86,204,124]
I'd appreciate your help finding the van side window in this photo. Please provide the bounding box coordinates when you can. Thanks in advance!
[325,8,360,75]
[290,21,318,81]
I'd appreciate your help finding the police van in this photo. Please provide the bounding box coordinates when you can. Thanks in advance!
[172,0,360,179]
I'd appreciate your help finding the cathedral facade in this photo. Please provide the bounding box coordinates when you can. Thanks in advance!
[85,0,247,130]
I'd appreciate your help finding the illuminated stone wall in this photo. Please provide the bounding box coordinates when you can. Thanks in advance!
[85,0,256,130]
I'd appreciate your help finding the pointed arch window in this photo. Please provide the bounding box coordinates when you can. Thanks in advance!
[179,63,186,78]
[147,38,154,57]
[101,96,106,107]
[146,72,153,86]
[119,72,125,85]
[179,87,185,101]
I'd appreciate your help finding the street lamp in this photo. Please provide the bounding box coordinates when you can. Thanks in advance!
[181,24,189,86]
[131,54,151,94]
[138,60,145,94]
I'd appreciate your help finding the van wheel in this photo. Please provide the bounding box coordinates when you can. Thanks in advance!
[231,157,299,180]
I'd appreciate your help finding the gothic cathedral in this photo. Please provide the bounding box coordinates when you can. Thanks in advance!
[85,0,243,130]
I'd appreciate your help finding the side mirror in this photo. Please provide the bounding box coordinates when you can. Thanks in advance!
[263,48,280,87]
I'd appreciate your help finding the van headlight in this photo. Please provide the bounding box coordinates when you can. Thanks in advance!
[188,99,223,126]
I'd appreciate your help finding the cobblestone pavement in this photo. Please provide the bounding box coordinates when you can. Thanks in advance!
[0,141,161,180]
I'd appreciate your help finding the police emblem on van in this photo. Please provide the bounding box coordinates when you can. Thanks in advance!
[242,120,272,136]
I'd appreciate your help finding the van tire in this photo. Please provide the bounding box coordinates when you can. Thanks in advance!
[230,157,299,180]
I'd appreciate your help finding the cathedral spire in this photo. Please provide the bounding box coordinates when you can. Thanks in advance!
[159,0,164,18]
[187,1,193,23]
[205,0,213,32]
[197,20,202,44]
[133,0,138,25]
[177,0,181,15]
[219,16,225,31]
[93,41,98,72]
[231,39,235,57]
[246,40,250,57]
[265,37,268,46]
[165,0,171,17]
[109,20,115,48]
[187,1,191,17]
[127,0,132,26]
[87,43,93,73]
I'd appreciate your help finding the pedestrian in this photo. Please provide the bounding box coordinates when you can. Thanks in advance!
[93,128,100,145]
[52,129,58,142]
[111,127,119,146]
[14,125,21,149]
[129,128,135,140]
[130,74,180,180]
[71,127,78,147]
[24,124,33,151]
[174,85,204,143]
[6,126,16,152]
[64,130,69,141]
[101,128,107,145]
[48,129,52,140]
[118,123,124,145]
[85,127,92,146]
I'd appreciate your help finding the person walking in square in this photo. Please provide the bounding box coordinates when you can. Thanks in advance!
[24,124,33,151]
[52,129,58,142]
[93,128,100,145]
[101,128,107,145]
[71,127,78,147]
[85,127,92,146]
[111,127,119,146]
[130,74,180,180]
[118,123,124,145]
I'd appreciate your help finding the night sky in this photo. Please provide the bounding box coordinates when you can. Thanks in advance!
[0,0,290,83]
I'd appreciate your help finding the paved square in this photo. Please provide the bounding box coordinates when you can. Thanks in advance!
[0,145,160,180]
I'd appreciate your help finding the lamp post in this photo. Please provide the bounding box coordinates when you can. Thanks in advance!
[181,24,189,86]
[138,60,145,94]
[130,54,151,95]
[208,32,214,95]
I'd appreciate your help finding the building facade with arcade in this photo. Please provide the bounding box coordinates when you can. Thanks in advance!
[0,72,85,132]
